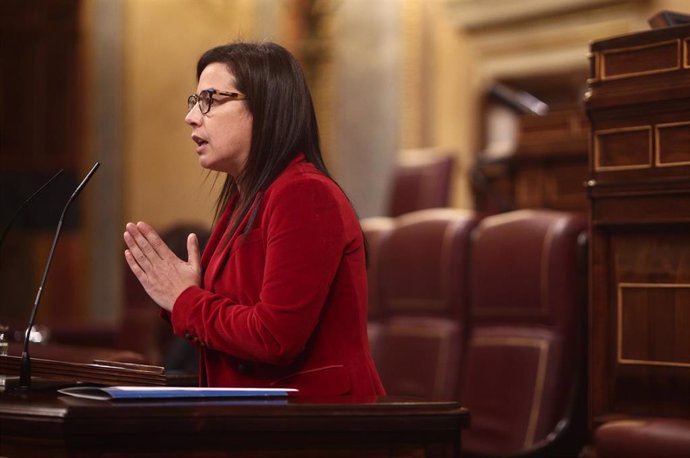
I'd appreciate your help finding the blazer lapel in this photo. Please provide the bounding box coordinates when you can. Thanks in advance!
[203,195,261,288]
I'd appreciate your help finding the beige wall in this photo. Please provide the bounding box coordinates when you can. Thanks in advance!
[122,0,259,229]
[428,1,475,208]
[658,0,690,12]
[118,0,478,227]
[119,0,690,226]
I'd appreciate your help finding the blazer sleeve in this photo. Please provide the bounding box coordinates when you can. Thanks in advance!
[170,177,351,366]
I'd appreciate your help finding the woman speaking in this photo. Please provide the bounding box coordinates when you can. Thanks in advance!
[123,42,384,397]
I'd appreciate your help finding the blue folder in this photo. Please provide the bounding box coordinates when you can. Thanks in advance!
[58,386,297,400]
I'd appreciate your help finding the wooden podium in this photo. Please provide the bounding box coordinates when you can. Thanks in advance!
[586,23,690,425]
[0,379,469,458]
[0,356,468,456]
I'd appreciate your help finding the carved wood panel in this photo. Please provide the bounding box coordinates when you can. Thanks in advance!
[588,22,690,424]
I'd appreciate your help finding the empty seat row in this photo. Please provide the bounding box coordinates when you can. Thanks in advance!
[363,208,588,457]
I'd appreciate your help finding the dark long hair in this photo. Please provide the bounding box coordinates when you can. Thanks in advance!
[196,42,331,237]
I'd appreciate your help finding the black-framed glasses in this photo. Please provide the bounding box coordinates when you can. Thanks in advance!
[187,89,247,115]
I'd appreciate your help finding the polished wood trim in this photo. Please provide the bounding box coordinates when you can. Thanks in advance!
[655,121,690,167]
[617,282,690,368]
[594,126,652,171]
[593,51,601,81]
[600,39,680,81]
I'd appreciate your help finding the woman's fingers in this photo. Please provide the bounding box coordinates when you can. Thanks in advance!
[187,233,201,270]
[136,222,172,259]
[126,222,162,262]
[122,221,201,311]
[124,249,147,282]
[123,229,153,271]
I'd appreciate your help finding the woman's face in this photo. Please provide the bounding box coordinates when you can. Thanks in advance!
[184,62,253,177]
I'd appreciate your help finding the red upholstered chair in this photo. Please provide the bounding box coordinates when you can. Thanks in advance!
[460,209,588,457]
[388,151,456,217]
[373,316,462,399]
[361,217,395,322]
[593,418,690,458]
[371,208,478,399]
[361,216,395,354]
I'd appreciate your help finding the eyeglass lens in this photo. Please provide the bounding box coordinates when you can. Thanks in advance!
[187,91,213,114]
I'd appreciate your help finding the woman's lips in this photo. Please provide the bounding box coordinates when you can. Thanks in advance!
[191,134,208,152]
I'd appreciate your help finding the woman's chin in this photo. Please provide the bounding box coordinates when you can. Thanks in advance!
[196,155,213,169]
[197,158,228,174]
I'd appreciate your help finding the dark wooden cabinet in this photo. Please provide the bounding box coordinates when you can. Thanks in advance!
[513,108,589,211]
[586,23,690,425]
[473,108,589,214]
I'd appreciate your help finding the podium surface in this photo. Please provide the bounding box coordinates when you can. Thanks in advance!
[0,380,469,457]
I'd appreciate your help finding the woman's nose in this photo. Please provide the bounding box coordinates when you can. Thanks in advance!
[185,104,202,126]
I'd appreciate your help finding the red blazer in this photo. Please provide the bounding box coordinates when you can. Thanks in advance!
[170,155,385,396]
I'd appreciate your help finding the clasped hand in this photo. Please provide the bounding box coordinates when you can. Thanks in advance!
[123,222,201,312]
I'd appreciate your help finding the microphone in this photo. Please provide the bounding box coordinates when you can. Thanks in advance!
[0,169,64,253]
[19,162,100,389]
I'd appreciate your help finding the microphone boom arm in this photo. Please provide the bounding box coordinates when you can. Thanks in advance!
[19,162,100,389]
[0,169,64,251]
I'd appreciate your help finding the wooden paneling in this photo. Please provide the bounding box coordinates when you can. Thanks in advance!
[656,122,690,166]
[618,284,690,367]
[587,23,690,424]
[600,40,680,80]
[0,0,81,171]
[0,0,85,323]
[474,108,589,214]
[594,127,651,170]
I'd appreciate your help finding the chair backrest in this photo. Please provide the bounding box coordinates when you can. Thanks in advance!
[460,209,587,455]
[361,217,395,322]
[361,217,396,358]
[389,152,456,217]
[376,209,476,319]
[371,208,478,399]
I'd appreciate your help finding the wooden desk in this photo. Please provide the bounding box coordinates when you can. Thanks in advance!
[0,380,469,457]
